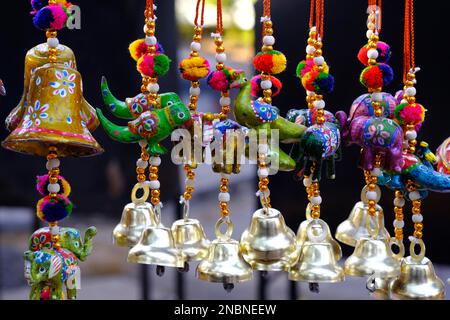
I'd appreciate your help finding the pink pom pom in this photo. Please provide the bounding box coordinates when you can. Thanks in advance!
[207,71,229,92]
[48,4,68,30]
[137,55,155,76]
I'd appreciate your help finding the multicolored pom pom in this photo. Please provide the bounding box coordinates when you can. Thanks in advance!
[394,102,426,126]
[207,67,244,92]
[179,56,210,81]
[359,63,394,89]
[31,0,68,12]
[296,59,329,79]
[357,41,391,66]
[251,75,282,98]
[301,71,335,95]
[37,195,73,223]
[33,4,69,31]
[129,39,164,61]
[137,53,171,78]
[253,50,287,75]
[36,175,71,196]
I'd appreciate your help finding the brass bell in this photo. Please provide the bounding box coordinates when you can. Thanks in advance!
[335,186,390,247]
[2,62,103,157]
[366,273,391,300]
[389,240,445,300]
[5,43,98,133]
[240,207,298,272]
[128,204,187,276]
[113,184,155,248]
[171,200,210,262]
[289,219,344,284]
[197,218,252,292]
[297,203,342,261]
[344,212,402,278]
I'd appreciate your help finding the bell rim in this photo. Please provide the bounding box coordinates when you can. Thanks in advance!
[196,265,253,284]
[127,250,186,268]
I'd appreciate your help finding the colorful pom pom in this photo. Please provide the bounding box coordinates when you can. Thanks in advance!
[33,4,68,31]
[251,75,282,98]
[359,63,394,89]
[137,53,171,78]
[129,39,164,61]
[36,175,71,196]
[31,0,68,12]
[207,70,229,92]
[357,41,391,66]
[179,56,210,81]
[301,70,335,95]
[37,195,73,223]
[253,50,287,75]
[394,102,426,126]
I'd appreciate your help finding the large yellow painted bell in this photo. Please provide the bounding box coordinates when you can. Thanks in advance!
[336,186,390,246]
[196,218,252,292]
[2,62,103,157]
[289,219,344,283]
[389,240,445,300]
[240,208,298,272]
[113,184,155,248]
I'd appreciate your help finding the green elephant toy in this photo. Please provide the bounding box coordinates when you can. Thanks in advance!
[29,226,97,261]
[24,248,80,300]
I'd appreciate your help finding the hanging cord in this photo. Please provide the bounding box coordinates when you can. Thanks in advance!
[368,0,382,33]
[146,0,155,19]
[309,0,324,39]
[403,0,415,83]
[215,0,223,35]
[194,0,206,27]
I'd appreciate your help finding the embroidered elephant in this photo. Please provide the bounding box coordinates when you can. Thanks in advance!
[29,226,97,261]
[24,248,80,300]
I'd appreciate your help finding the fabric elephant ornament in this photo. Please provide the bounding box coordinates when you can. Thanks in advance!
[24,248,80,300]
[29,226,97,261]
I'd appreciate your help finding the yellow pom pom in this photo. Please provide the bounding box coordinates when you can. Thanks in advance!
[179,56,210,81]
[129,39,147,61]
[271,53,287,74]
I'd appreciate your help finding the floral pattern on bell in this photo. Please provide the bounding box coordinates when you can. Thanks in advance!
[23,100,49,128]
[50,70,77,97]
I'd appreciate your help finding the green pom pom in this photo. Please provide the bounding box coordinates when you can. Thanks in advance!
[296,60,307,78]
[153,54,171,77]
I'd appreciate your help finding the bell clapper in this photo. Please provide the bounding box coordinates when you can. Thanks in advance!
[156,265,165,277]
[177,262,190,273]
[223,283,234,293]
[309,282,320,293]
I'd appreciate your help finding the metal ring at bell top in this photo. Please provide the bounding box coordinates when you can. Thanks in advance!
[215,216,233,240]
[306,218,328,243]
[389,238,405,259]
[410,238,426,262]
[131,183,150,205]
[365,211,381,238]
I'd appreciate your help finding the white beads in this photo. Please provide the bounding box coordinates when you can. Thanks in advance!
[46,158,60,170]
[139,140,148,148]
[366,191,377,201]
[311,196,322,205]
[145,36,157,46]
[148,180,160,189]
[306,45,316,55]
[366,29,374,39]
[189,87,201,96]
[412,213,423,223]
[263,35,275,46]
[220,97,231,107]
[371,92,383,102]
[408,191,421,201]
[259,189,270,198]
[150,156,161,166]
[306,90,315,97]
[147,83,160,94]
[47,37,59,48]
[313,99,325,109]
[190,41,201,52]
[303,177,312,187]
[367,49,379,59]
[48,183,60,193]
[393,219,405,229]
[257,168,269,178]
[215,53,227,63]
[371,168,382,177]
[258,144,269,155]
[136,159,148,169]
[405,130,417,140]
[260,80,272,90]
[405,87,416,97]
[393,197,406,207]
[185,178,195,187]
[218,192,230,202]
[313,56,325,66]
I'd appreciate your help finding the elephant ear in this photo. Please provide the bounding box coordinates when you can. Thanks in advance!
[48,255,62,279]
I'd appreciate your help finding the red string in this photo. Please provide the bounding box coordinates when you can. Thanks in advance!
[368,0,382,33]
[309,0,325,38]
[216,0,223,34]
[263,0,271,17]
[146,0,154,19]
[403,0,415,82]
[194,0,206,27]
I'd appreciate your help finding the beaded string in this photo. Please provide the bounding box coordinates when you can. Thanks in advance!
[309,0,324,40]
[368,0,382,34]
[143,0,159,108]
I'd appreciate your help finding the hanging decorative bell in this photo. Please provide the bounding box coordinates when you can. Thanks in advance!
[128,204,187,275]
[2,63,103,157]
[240,207,298,272]
[344,212,402,278]
[297,203,342,261]
[389,240,445,300]
[113,184,155,248]
[335,186,390,247]
[197,217,252,292]
[289,219,344,283]
[365,273,391,300]
[5,43,98,134]
[171,200,210,262]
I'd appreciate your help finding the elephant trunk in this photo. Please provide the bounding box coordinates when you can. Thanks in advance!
[101,77,134,120]
[408,164,450,193]
[79,227,97,261]
[96,108,142,143]
[335,110,349,141]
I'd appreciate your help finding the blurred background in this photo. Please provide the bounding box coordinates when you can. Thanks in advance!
[0,0,449,300]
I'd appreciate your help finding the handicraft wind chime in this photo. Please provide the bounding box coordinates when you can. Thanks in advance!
[2,0,102,300]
